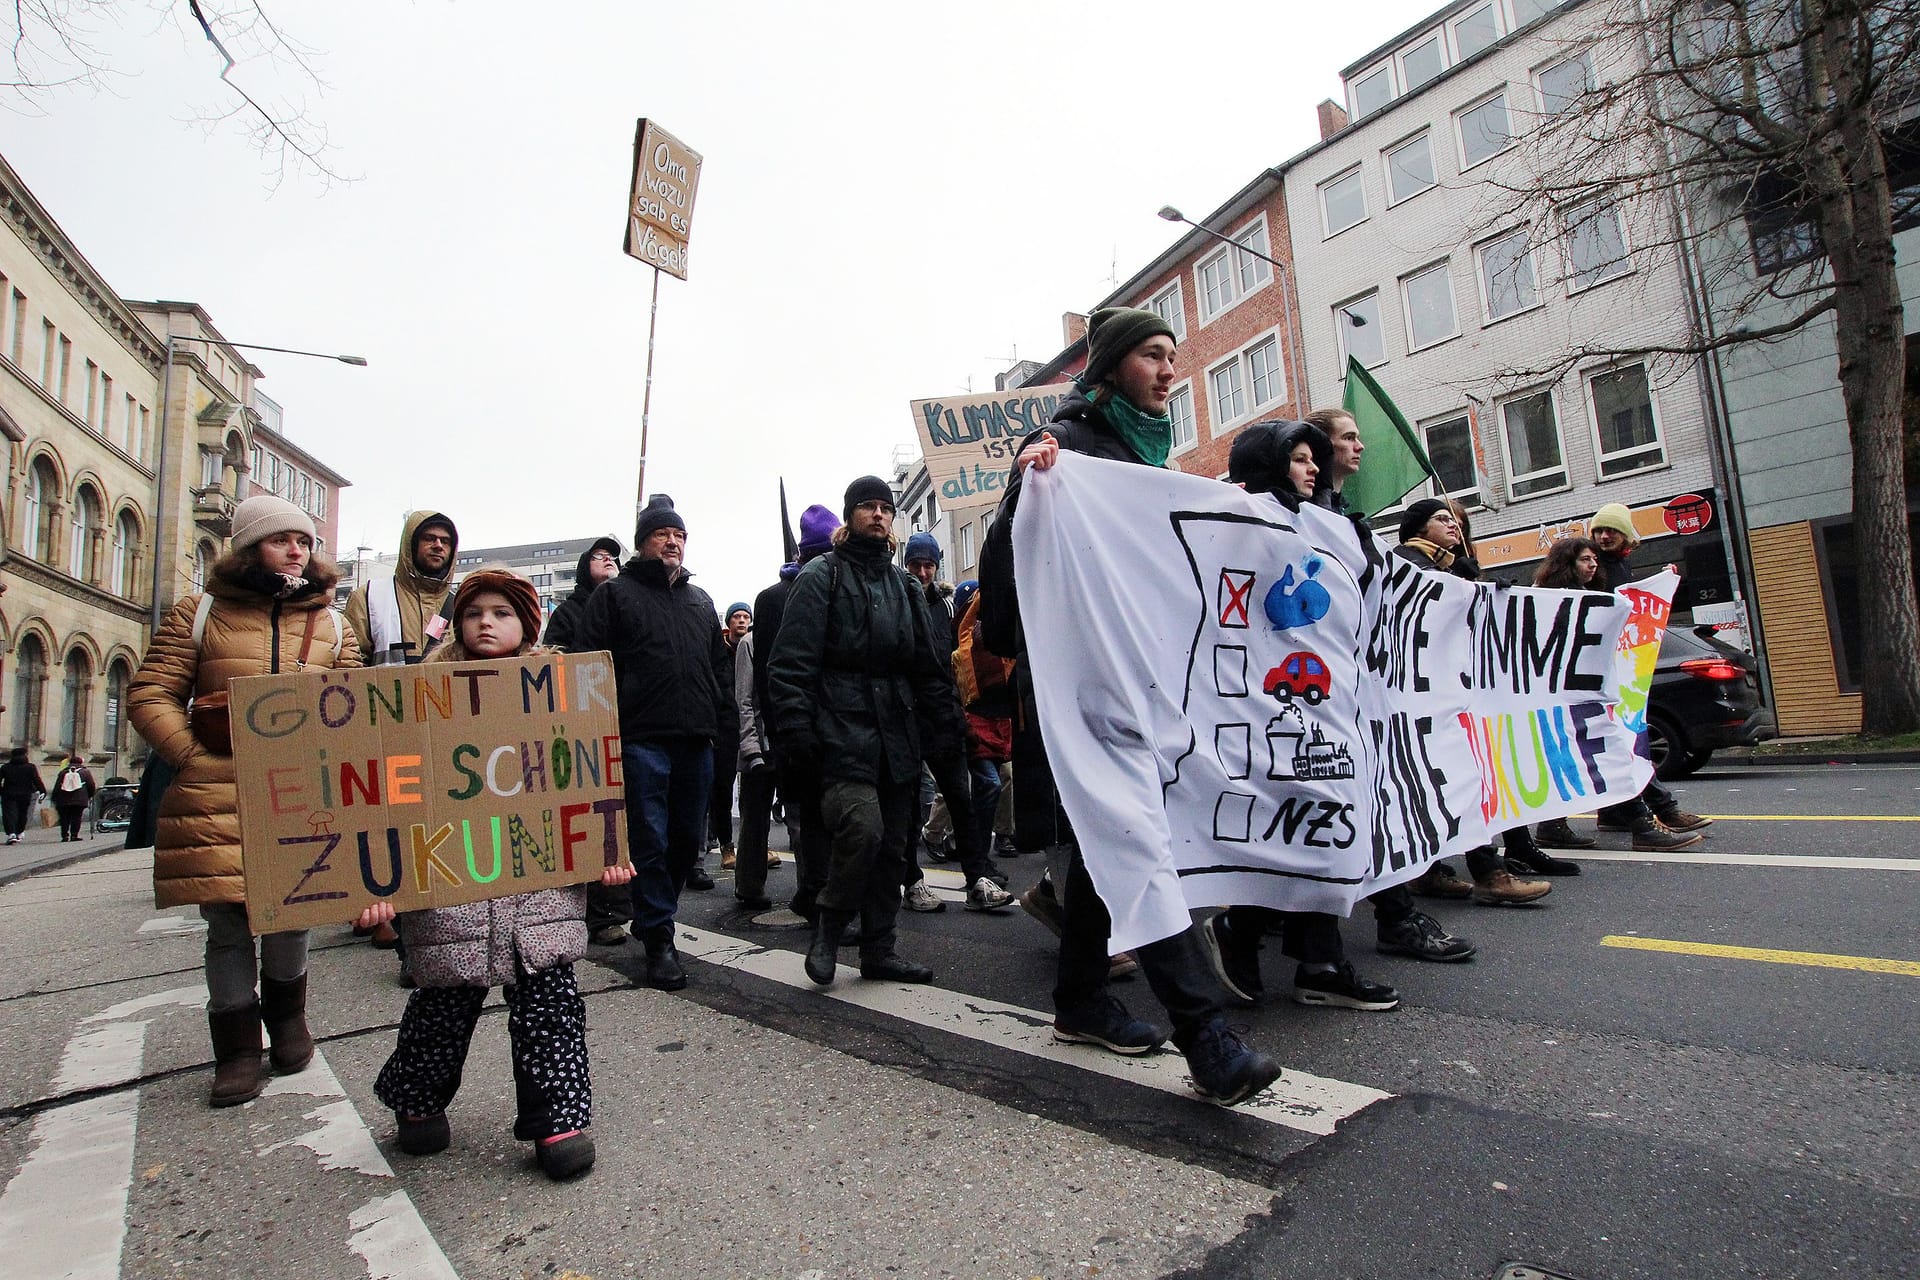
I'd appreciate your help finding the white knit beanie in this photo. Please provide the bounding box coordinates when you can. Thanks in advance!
[230,494,315,551]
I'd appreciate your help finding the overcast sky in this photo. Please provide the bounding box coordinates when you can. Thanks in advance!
[4,0,1442,607]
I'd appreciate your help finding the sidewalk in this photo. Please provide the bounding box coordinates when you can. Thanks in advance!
[0,819,127,884]
[1723,732,1920,768]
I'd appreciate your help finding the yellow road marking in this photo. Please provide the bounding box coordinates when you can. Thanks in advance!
[1601,935,1920,976]
[1695,814,1920,822]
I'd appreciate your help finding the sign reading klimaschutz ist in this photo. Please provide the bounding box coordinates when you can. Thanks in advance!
[910,386,1072,511]
[624,119,702,280]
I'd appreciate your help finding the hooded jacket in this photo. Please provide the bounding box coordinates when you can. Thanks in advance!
[0,757,45,802]
[343,510,459,666]
[542,536,623,652]
[128,559,359,908]
[765,532,961,787]
[576,555,731,743]
[394,643,587,987]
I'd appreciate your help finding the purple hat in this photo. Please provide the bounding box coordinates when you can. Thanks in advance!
[796,504,839,561]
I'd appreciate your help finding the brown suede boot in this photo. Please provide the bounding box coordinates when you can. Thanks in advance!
[260,974,315,1074]
[208,1003,267,1108]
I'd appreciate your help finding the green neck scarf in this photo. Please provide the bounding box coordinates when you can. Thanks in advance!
[1080,380,1174,468]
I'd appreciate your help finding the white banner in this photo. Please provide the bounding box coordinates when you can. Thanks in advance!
[1013,453,1670,953]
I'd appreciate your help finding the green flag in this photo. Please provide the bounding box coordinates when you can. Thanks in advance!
[1340,356,1442,518]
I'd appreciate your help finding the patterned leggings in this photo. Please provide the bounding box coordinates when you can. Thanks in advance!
[374,962,591,1139]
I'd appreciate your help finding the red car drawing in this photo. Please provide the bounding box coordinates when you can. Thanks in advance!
[1263,651,1331,705]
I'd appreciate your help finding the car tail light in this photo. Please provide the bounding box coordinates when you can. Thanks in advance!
[1680,658,1744,681]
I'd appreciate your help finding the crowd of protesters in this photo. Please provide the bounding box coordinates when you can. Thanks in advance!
[97,307,1710,1180]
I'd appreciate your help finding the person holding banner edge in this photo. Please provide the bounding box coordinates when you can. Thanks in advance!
[981,305,1282,1108]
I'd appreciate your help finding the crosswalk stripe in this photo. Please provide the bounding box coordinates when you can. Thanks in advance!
[673,924,1390,1135]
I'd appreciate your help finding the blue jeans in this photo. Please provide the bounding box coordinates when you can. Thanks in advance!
[623,739,714,939]
[967,758,1003,865]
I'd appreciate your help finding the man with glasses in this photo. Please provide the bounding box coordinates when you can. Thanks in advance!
[345,511,460,667]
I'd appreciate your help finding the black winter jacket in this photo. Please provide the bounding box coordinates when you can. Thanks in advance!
[765,534,960,787]
[577,557,731,743]
[0,759,46,801]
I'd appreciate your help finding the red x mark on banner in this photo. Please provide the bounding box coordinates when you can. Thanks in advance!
[1217,569,1256,628]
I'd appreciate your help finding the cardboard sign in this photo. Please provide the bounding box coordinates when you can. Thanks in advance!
[624,119,703,280]
[233,653,627,934]
[909,386,1073,512]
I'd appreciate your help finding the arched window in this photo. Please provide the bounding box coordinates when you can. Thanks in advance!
[11,635,47,745]
[69,486,102,582]
[22,458,57,562]
[61,648,92,752]
[105,659,133,758]
[111,510,139,597]
[191,540,215,593]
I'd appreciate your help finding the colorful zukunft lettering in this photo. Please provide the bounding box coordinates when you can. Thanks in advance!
[1013,453,1672,953]
[232,653,628,933]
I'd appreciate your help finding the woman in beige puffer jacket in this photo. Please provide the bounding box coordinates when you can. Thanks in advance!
[128,494,360,1108]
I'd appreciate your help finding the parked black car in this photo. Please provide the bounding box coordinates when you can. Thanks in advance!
[1646,624,1776,779]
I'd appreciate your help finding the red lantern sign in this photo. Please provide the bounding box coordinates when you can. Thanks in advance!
[1663,493,1713,536]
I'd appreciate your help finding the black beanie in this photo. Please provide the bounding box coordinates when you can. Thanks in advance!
[1398,498,1450,545]
[636,494,686,544]
[1082,306,1177,388]
[843,475,895,520]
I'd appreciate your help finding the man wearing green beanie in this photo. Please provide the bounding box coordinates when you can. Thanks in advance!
[975,307,1283,1109]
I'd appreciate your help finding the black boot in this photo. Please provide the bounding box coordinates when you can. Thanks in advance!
[806,911,853,986]
[1535,817,1596,850]
[259,974,315,1074]
[1504,825,1581,875]
[641,928,687,991]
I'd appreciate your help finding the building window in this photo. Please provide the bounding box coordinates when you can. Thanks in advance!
[84,360,99,427]
[1477,228,1540,321]
[1400,32,1446,91]
[1588,363,1665,476]
[1167,384,1197,453]
[199,449,223,490]
[69,486,102,582]
[23,458,55,561]
[1351,64,1393,118]
[1453,3,1501,59]
[1499,389,1568,497]
[1401,261,1459,351]
[122,393,136,451]
[1320,168,1367,236]
[1421,413,1481,509]
[1384,133,1436,205]
[1335,293,1386,369]
[1208,333,1286,429]
[39,320,54,387]
[8,290,23,365]
[1536,51,1593,115]
[112,510,139,597]
[100,374,112,431]
[105,660,132,757]
[956,522,977,570]
[1149,281,1186,342]
[11,634,47,746]
[57,335,70,403]
[314,484,328,519]
[135,406,149,461]
[1457,91,1513,168]
[1195,218,1274,320]
[1510,0,1557,28]
[61,649,91,752]
[1565,201,1631,290]
[192,541,214,593]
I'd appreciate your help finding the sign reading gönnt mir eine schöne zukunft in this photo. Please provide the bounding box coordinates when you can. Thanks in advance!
[232,652,627,935]
[910,386,1072,511]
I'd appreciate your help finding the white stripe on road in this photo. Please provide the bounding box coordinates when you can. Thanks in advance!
[350,1191,462,1280]
[1567,850,1920,871]
[261,1052,400,1178]
[674,924,1390,1135]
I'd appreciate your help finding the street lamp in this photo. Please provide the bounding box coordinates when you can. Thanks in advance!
[150,333,369,630]
[1157,205,1306,418]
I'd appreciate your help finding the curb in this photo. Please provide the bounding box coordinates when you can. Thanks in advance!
[0,837,132,886]
[1721,750,1920,768]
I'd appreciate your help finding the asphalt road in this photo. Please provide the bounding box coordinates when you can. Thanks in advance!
[0,762,1913,1279]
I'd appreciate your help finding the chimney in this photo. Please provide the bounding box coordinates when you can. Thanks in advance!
[1317,99,1351,141]
[1062,312,1089,347]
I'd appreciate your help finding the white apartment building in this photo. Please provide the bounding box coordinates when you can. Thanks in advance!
[1285,0,1738,611]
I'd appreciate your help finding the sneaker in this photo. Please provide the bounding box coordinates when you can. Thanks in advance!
[1199,913,1263,1005]
[1536,818,1597,849]
[1655,808,1712,833]
[993,834,1019,857]
[964,877,1015,912]
[1376,911,1477,962]
[1471,870,1552,906]
[982,861,1011,888]
[923,834,954,864]
[1053,993,1167,1055]
[1292,963,1400,1011]
[903,880,946,913]
[1595,814,1637,833]
[589,924,628,946]
[1108,951,1139,980]
[396,1113,450,1156]
[1408,861,1473,899]
[1180,1017,1281,1107]
[1632,822,1705,851]
[1019,881,1064,937]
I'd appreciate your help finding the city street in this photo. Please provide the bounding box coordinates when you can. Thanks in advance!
[0,763,1915,1280]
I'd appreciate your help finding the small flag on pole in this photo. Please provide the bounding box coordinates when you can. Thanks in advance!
[778,478,798,564]
[1340,356,1443,518]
